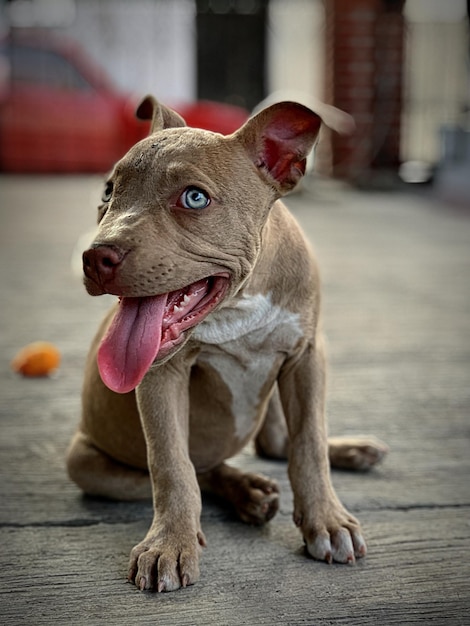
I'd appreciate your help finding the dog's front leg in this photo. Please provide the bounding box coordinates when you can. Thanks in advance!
[128,357,205,592]
[279,335,367,564]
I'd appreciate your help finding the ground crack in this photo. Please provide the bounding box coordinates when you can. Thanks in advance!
[0,516,142,529]
[3,502,468,530]
[279,502,469,516]
[364,502,470,512]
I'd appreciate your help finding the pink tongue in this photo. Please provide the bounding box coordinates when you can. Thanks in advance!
[97,295,168,393]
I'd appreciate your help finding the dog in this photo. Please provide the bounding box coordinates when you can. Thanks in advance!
[66,95,388,593]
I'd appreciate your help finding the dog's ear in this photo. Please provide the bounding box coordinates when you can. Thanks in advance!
[308,99,356,137]
[235,102,321,194]
[136,95,186,133]
[235,101,354,194]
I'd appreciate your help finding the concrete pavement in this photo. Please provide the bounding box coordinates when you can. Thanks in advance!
[0,176,469,625]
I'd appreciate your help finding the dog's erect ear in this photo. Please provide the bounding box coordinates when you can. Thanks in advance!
[235,100,355,194]
[136,95,186,133]
[308,98,356,137]
[235,102,322,194]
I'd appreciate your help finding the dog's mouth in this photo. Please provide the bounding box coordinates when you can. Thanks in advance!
[97,274,229,394]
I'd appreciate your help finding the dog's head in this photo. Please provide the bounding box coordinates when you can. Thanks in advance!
[82,95,352,393]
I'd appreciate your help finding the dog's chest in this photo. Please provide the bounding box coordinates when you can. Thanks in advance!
[193,293,304,439]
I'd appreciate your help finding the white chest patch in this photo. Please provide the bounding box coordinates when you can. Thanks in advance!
[193,293,304,440]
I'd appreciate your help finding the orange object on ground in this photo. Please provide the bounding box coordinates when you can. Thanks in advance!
[11,341,61,377]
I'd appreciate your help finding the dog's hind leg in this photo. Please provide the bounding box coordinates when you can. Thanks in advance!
[327,436,389,471]
[198,463,280,525]
[255,388,388,471]
[66,431,152,500]
[255,386,289,460]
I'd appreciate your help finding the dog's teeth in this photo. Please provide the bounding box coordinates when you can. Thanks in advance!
[173,305,182,313]
[183,295,191,305]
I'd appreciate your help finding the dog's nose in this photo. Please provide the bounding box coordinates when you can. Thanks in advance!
[82,245,126,283]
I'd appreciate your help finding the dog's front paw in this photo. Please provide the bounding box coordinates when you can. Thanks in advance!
[295,503,366,564]
[128,527,206,592]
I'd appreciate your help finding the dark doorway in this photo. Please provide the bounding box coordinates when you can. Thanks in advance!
[196,0,268,111]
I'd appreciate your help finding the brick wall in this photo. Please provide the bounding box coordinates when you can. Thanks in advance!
[325,0,405,182]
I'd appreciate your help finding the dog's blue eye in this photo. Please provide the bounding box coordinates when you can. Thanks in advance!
[102,181,113,203]
[181,186,210,210]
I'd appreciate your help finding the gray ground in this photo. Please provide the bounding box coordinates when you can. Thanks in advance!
[1,176,469,625]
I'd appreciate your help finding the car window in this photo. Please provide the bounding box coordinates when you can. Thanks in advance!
[9,45,93,91]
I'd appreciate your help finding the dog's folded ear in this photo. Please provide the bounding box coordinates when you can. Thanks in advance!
[235,101,354,195]
[136,95,186,133]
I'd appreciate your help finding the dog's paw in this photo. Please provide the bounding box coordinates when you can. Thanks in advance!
[234,472,280,526]
[328,436,389,471]
[128,528,206,592]
[295,504,366,564]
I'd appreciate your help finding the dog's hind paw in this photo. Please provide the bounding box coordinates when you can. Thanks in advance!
[234,472,280,526]
[328,435,389,471]
[199,464,279,526]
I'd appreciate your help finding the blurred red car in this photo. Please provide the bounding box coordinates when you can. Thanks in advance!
[0,32,249,173]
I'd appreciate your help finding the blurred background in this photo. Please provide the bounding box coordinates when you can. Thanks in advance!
[0,0,468,201]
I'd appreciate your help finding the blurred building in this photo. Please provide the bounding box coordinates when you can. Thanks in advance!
[0,0,468,189]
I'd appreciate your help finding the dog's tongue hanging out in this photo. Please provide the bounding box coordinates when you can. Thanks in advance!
[97,295,167,394]
[96,277,225,394]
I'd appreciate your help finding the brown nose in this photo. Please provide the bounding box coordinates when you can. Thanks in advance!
[82,245,126,285]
